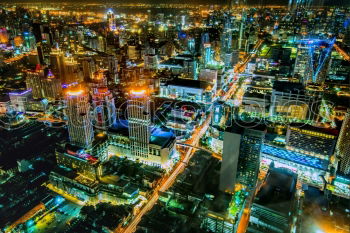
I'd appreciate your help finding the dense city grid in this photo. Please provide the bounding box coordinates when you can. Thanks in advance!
[0,1,350,233]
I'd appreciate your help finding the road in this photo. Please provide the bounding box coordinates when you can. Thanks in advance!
[119,39,265,233]
[334,43,350,61]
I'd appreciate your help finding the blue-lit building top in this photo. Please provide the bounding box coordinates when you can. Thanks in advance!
[108,119,176,149]
[262,145,329,171]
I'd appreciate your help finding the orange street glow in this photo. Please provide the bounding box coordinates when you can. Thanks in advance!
[131,90,146,95]
[66,90,84,96]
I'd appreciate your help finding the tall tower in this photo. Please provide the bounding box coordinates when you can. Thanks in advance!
[25,65,44,99]
[92,87,116,130]
[220,123,266,192]
[221,16,233,54]
[238,10,246,51]
[42,70,62,100]
[294,38,334,84]
[107,9,116,31]
[127,89,151,160]
[203,43,212,66]
[336,110,350,175]
[49,49,66,81]
[66,88,94,148]
[82,57,96,82]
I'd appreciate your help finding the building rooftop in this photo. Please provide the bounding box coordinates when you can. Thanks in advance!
[273,81,305,94]
[64,144,99,165]
[150,127,176,148]
[167,78,211,90]
[254,168,296,216]
[109,121,176,148]
[289,123,339,137]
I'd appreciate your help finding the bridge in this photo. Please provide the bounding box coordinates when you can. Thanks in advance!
[176,142,222,160]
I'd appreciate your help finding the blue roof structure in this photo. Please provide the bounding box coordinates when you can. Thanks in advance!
[109,120,175,148]
[262,145,329,171]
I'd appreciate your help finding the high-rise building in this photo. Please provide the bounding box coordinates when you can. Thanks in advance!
[25,65,44,99]
[82,57,96,82]
[49,50,66,80]
[144,54,158,70]
[127,89,151,160]
[9,89,33,113]
[107,55,118,83]
[220,123,266,192]
[64,58,83,83]
[221,17,233,54]
[336,110,350,175]
[203,43,212,66]
[0,28,9,44]
[65,88,94,148]
[294,39,334,84]
[107,9,116,31]
[187,38,195,53]
[92,87,116,130]
[248,168,297,233]
[41,70,62,100]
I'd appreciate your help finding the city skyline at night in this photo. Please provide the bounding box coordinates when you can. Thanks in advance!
[0,1,349,233]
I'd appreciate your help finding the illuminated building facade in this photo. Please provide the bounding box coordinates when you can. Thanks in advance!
[41,70,62,100]
[25,67,44,99]
[269,81,320,121]
[92,87,116,130]
[81,57,96,82]
[108,121,176,168]
[55,145,101,180]
[286,124,338,160]
[49,50,66,80]
[107,10,116,31]
[160,78,215,104]
[66,89,94,148]
[144,54,158,70]
[261,144,328,187]
[127,90,151,160]
[64,58,83,83]
[220,124,266,192]
[9,89,33,113]
[0,28,9,44]
[336,110,350,175]
[203,43,212,66]
[294,39,334,84]
[187,38,195,53]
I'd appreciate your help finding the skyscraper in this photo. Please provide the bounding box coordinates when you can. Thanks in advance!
[25,65,44,99]
[66,88,94,148]
[41,70,62,100]
[127,89,151,160]
[107,9,116,31]
[203,43,212,66]
[220,123,266,192]
[82,57,96,82]
[49,49,66,81]
[336,110,350,175]
[92,87,116,130]
[64,58,83,83]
